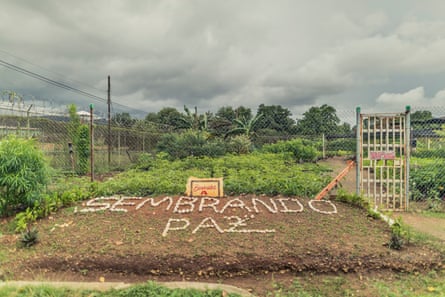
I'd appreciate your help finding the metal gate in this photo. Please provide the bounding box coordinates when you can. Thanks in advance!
[356,107,411,211]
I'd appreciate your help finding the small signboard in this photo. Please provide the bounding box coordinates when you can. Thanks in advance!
[186,177,224,197]
[369,151,396,160]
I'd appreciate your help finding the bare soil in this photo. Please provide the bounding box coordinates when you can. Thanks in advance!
[0,157,444,297]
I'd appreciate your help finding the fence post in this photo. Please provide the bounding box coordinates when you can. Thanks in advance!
[355,106,361,196]
[322,133,326,159]
[90,103,94,182]
[405,105,411,210]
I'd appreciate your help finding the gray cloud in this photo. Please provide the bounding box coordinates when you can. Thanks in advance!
[1,0,445,118]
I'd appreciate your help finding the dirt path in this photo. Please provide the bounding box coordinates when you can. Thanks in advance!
[397,213,445,241]
[320,157,445,242]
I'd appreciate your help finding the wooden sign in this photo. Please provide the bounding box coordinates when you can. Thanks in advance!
[370,151,395,160]
[186,177,224,197]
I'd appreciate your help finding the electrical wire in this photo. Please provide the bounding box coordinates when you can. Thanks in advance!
[0,58,107,103]
[0,49,104,93]
[0,58,150,115]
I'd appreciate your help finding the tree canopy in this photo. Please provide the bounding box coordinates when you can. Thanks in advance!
[255,104,296,134]
[296,104,346,136]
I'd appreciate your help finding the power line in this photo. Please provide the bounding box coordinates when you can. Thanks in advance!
[0,49,104,93]
[0,58,107,104]
[0,58,149,115]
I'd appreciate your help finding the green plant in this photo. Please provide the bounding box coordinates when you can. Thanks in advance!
[156,131,226,159]
[262,138,319,162]
[97,152,331,197]
[426,196,444,213]
[76,124,90,175]
[18,227,39,248]
[14,208,38,232]
[226,134,253,154]
[0,136,50,216]
[135,153,155,170]
[367,207,381,220]
[410,161,445,201]
[67,104,90,175]
[388,217,409,250]
[326,138,356,154]
[334,189,367,208]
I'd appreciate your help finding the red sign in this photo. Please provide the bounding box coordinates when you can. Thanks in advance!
[186,177,224,197]
[370,151,395,160]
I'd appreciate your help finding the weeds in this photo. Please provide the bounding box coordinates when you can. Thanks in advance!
[334,190,365,206]
[0,283,242,297]
[388,217,410,250]
[18,227,39,248]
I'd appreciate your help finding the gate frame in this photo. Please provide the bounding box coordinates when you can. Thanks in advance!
[355,106,411,211]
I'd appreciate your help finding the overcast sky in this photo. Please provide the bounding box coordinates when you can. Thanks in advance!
[1,0,445,118]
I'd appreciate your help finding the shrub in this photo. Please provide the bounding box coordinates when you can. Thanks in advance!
[226,135,252,154]
[262,138,319,162]
[0,136,49,216]
[156,131,226,159]
[326,138,357,156]
[412,148,445,159]
[410,164,445,201]
[135,153,155,170]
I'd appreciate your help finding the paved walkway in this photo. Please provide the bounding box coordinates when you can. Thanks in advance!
[0,280,255,297]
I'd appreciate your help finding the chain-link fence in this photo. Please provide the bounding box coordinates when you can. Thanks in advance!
[409,107,445,205]
[0,100,444,206]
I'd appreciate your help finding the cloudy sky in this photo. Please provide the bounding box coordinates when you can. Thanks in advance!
[1,0,445,118]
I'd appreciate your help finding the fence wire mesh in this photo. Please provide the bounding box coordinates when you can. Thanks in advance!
[0,97,444,205]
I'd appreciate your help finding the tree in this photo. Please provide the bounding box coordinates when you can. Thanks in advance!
[296,104,341,136]
[411,110,433,122]
[255,104,296,134]
[411,110,434,130]
[226,113,264,139]
[112,112,135,128]
[145,107,184,129]
[178,106,212,132]
[212,106,253,137]
[215,106,236,122]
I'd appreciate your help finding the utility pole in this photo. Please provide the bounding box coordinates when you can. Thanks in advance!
[107,75,111,167]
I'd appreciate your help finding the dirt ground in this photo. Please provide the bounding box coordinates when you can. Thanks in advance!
[397,213,445,241]
[319,157,445,243]
[0,157,444,297]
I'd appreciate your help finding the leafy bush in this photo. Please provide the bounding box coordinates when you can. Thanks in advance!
[410,163,445,201]
[156,131,226,159]
[0,136,50,216]
[262,138,319,162]
[13,178,95,232]
[226,135,253,154]
[412,148,445,159]
[325,138,356,156]
[135,153,155,170]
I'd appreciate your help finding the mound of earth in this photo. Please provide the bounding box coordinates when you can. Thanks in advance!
[1,195,442,286]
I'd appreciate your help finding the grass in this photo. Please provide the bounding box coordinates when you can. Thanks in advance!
[421,211,445,219]
[373,271,445,297]
[0,282,242,297]
[265,271,445,297]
